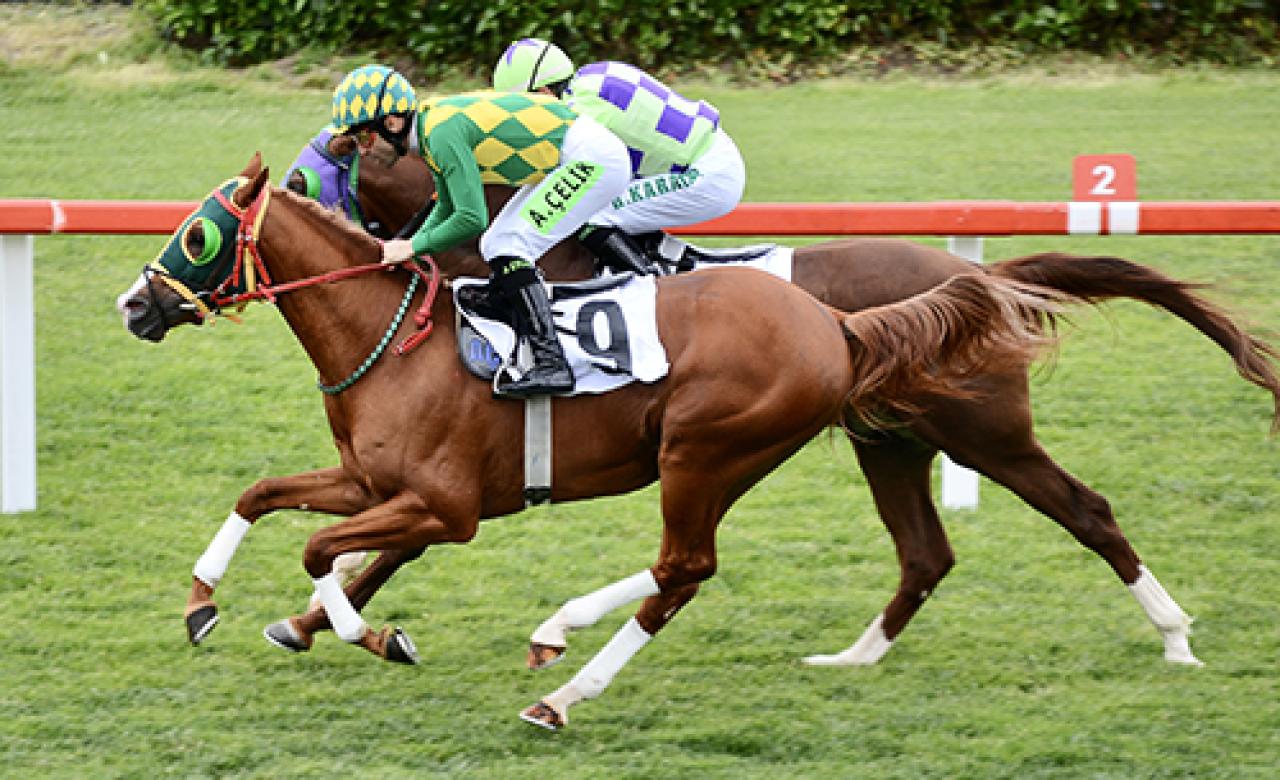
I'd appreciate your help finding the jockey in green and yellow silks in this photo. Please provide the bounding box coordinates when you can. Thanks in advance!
[331,65,633,398]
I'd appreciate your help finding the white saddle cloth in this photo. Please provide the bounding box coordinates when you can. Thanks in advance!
[455,274,669,396]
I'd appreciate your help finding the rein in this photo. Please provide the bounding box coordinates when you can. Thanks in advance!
[152,181,442,394]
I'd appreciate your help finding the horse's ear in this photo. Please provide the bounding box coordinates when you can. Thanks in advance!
[328,134,356,157]
[240,152,264,179]
[232,163,271,208]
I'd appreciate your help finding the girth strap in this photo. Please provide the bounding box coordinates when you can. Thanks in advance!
[524,395,552,506]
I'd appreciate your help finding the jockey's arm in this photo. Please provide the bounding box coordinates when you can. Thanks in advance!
[408,130,489,256]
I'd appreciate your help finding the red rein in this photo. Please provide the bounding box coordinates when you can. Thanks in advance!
[210,182,441,357]
[218,256,441,357]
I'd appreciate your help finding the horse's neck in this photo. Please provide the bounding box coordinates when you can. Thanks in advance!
[259,197,419,384]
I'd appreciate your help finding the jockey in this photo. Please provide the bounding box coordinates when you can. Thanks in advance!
[492,38,747,275]
[331,64,633,398]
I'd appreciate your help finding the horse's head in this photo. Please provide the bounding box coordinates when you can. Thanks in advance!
[284,131,361,219]
[116,154,272,341]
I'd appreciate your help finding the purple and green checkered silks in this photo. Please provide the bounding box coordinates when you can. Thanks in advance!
[567,62,720,177]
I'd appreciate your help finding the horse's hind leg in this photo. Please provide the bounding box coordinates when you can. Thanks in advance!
[526,569,660,670]
[919,376,1202,666]
[521,446,773,730]
[804,431,955,666]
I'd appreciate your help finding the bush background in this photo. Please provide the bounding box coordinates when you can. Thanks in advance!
[133,0,1280,77]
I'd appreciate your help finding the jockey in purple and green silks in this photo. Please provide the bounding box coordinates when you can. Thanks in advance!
[331,64,633,398]
[492,39,747,275]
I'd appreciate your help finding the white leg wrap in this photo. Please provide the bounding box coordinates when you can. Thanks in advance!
[1128,565,1203,666]
[192,512,251,588]
[542,617,652,722]
[531,570,659,647]
[309,551,368,610]
[802,613,895,666]
[312,573,367,643]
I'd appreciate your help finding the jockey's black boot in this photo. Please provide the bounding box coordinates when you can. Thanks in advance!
[578,225,655,276]
[490,257,574,398]
[632,231,695,274]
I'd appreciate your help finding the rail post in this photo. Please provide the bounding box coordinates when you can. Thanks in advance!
[941,236,985,509]
[1,234,37,513]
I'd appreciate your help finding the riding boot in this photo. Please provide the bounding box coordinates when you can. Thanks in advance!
[490,258,574,398]
[578,225,655,276]
[632,230,694,274]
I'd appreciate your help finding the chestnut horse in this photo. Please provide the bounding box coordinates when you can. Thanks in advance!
[116,156,1062,729]
[310,148,1280,671]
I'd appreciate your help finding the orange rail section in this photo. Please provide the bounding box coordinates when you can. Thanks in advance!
[4,198,1280,236]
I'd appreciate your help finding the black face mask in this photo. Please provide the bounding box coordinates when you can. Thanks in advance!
[375,115,412,158]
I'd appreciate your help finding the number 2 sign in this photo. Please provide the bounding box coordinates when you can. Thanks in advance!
[1073,154,1137,201]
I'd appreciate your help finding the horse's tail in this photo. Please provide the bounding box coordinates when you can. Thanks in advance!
[990,252,1280,430]
[839,274,1063,423]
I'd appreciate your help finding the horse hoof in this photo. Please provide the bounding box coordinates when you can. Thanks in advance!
[383,626,419,665]
[263,619,312,653]
[527,642,566,670]
[185,604,219,645]
[519,701,565,731]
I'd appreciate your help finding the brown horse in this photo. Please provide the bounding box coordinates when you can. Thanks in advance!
[331,151,1280,671]
[117,155,1062,729]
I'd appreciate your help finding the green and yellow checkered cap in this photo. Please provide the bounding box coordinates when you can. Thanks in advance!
[331,65,417,133]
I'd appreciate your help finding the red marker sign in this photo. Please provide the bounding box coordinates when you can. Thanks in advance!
[1073,154,1137,201]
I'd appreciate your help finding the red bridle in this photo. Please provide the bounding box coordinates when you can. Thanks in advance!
[207,183,441,356]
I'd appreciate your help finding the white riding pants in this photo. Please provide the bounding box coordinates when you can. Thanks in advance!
[480,115,632,264]
[586,128,746,234]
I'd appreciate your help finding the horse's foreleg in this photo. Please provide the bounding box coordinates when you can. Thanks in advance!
[268,546,427,655]
[527,570,660,669]
[804,432,950,666]
[301,491,477,664]
[185,467,373,645]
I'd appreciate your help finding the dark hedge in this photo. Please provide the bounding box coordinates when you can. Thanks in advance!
[136,0,1280,73]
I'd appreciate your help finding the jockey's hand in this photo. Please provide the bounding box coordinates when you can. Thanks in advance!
[381,239,416,265]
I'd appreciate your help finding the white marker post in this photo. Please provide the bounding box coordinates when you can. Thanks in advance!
[942,235,983,509]
[1,234,36,513]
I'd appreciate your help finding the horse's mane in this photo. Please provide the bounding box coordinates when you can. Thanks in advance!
[273,185,382,264]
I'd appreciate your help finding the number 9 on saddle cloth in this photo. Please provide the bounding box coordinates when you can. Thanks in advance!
[456,273,669,395]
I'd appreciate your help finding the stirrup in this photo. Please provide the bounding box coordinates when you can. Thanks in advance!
[494,365,574,398]
[579,226,655,276]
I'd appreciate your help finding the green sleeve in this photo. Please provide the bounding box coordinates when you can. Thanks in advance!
[409,123,489,256]
[414,171,451,238]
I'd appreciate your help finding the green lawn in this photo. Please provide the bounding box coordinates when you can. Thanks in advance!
[2,18,1279,779]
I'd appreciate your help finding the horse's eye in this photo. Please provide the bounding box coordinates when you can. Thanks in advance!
[183,217,224,266]
[184,220,206,257]
[286,171,308,196]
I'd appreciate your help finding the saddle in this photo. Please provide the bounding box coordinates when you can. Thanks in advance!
[455,274,668,395]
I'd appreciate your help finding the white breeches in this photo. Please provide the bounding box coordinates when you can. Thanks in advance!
[479,115,632,264]
[586,128,746,234]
